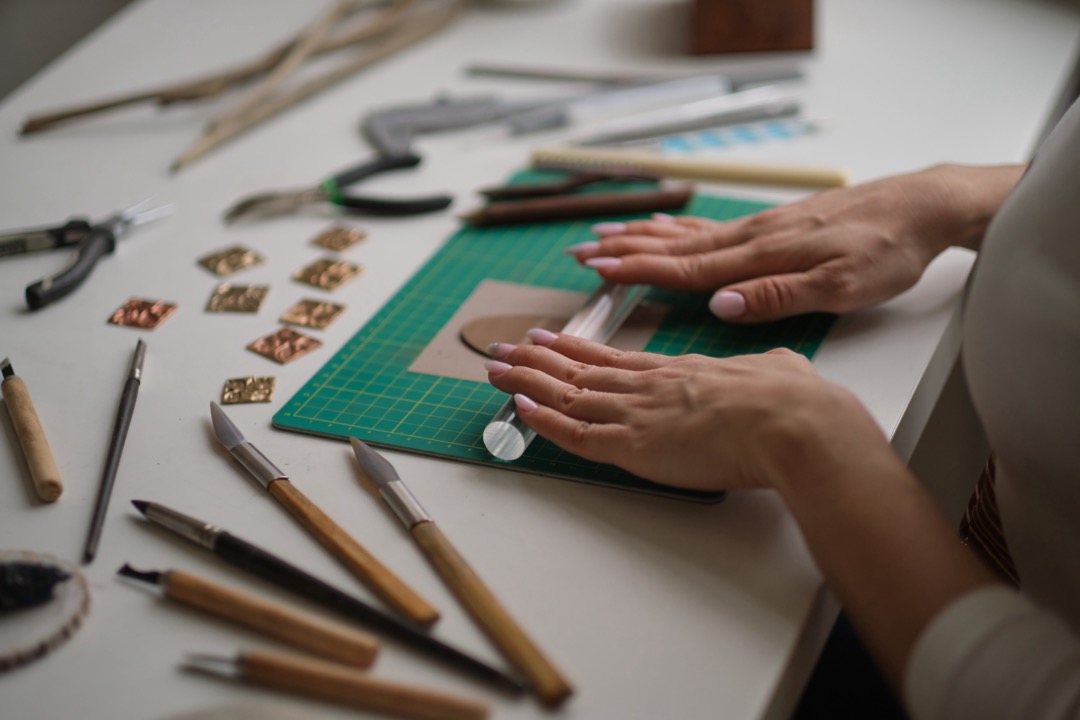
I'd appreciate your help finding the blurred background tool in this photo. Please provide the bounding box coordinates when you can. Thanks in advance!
[532,146,848,188]
[460,182,693,227]
[567,85,800,147]
[0,200,172,310]
[224,153,452,223]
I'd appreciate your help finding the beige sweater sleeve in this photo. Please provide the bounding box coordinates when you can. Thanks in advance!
[904,586,1080,719]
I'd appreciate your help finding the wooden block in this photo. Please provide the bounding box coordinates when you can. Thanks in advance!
[690,0,814,55]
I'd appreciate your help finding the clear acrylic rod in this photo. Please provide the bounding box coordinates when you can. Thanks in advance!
[483,282,649,461]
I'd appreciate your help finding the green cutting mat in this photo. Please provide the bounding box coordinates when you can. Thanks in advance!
[274,178,835,503]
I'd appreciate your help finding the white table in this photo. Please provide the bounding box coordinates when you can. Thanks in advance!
[1,1,1077,718]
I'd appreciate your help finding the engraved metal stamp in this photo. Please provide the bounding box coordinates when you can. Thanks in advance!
[198,246,265,277]
[293,258,362,291]
[310,225,367,252]
[221,376,277,404]
[205,284,269,313]
[108,298,177,329]
[280,299,346,330]
[247,327,323,364]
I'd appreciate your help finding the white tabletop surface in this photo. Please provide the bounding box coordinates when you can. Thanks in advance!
[1,1,1078,719]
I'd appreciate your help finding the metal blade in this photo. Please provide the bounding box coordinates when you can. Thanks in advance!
[209,402,245,449]
[349,437,400,490]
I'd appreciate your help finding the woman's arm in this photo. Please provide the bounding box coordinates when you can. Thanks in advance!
[484,331,999,692]
[567,163,1025,322]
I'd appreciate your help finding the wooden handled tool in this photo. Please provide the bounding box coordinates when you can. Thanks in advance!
[185,648,489,720]
[118,565,378,668]
[351,438,574,708]
[411,521,573,707]
[1,359,61,502]
[209,402,439,627]
[268,479,440,626]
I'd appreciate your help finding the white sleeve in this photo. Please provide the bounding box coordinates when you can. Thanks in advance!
[904,586,1080,720]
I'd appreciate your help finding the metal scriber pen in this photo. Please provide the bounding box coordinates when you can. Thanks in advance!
[131,500,525,695]
[83,339,145,562]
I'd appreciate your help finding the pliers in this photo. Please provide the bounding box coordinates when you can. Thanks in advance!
[223,152,453,223]
[0,200,172,310]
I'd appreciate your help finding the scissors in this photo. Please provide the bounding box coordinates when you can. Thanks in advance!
[223,153,452,223]
[0,200,173,310]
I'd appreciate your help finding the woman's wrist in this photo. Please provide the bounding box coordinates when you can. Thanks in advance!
[918,163,1025,253]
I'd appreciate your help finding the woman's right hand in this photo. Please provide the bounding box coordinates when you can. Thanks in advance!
[566,164,1023,323]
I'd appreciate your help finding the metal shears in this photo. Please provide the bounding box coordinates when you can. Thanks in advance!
[0,200,172,310]
[223,153,452,223]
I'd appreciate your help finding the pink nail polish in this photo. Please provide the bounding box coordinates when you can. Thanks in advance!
[709,291,747,319]
[563,241,600,255]
[591,222,626,236]
[652,213,676,223]
[484,360,513,376]
[526,328,557,345]
[585,257,622,270]
[514,393,539,412]
[486,342,517,359]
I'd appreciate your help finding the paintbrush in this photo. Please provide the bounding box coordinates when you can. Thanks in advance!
[117,563,378,668]
[209,402,438,627]
[183,648,489,720]
[131,500,525,694]
[350,438,574,708]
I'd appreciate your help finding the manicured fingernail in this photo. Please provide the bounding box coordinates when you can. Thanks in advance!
[591,222,626,236]
[486,342,516,359]
[710,291,747,319]
[526,328,558,345]
[564,241,600,255]
[585,257,622,270]
[484,360,513,376]
[514,393,539,413]
[652,212,676,222]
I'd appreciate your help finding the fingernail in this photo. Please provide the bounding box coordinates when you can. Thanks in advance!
[484,360,513,376]
[585,257,622,270]
[526,328,558,346]
[486,342,516,359]
[514,393,539,413]
[591,222,626,236]
[652,212,676,222]
[710,291,747,319]
[564,241,600,255]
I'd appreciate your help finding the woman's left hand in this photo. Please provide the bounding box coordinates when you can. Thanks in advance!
[484,329,878,493]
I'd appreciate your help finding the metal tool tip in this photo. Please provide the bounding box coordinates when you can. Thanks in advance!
[0,358,11,378]
[130,499,150,515]
[116,563,161,584]
[209,401,244,448]
[349,437,399,489]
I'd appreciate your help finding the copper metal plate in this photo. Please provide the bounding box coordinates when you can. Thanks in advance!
[205,284,269,313]
[221,376,276,404]
[108,298,177,329]
[198,246,265,277]
[310,225,367,252]
[247,328,323,364]
[292,259,362,290]
[280,299,345,330]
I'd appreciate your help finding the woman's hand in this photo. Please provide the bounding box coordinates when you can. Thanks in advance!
[485,330,887,493]
[565,164,1023,323]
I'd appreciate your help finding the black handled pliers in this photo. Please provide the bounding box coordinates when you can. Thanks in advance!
[223,153,453,224]
[0,199,172,310]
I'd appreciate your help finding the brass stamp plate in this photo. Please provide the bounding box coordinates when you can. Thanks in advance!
[247,328,323,364]
[280,299,346,330]
[108,298,177,330]
[310,225,367,252]
[293,259,362,291]
[205,284,269,313]
[198,246,265,277]
[221,376,277,404]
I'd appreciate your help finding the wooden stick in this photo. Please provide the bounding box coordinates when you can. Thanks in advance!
[1,363,62,502]
[208,0,358,133]
[164,570,379,667]
[532,146,850,189]
[18,0,409,135]
[239,648,489,720]
[171,0,462,172]
[411,521,574,708]
[267,480,440,627]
